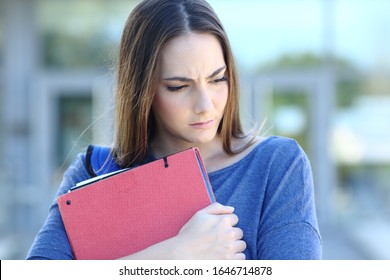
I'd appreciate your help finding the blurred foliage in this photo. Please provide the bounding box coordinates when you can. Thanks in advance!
[42,31,117,69]
[272,92,309,152]
[36,0,134,70]
[258,52,365,108]
[259,52,354,71]
[337,79,365,108]
[338,163,390,219]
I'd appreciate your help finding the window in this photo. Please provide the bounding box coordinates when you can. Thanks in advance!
[37,0,138,69]
[56,95,93,171]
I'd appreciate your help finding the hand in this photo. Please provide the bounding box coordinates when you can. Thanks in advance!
[174,202,247,260]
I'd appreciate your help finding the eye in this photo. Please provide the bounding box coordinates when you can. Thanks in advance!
[212,76,228,84]
[166,85,188,92]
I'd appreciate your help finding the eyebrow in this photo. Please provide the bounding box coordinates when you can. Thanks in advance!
[162,66,227,82]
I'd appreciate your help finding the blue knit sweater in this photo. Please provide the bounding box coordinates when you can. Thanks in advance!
[27,136,322,259]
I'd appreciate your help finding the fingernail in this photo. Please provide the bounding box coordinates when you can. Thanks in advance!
[227,206,235,211]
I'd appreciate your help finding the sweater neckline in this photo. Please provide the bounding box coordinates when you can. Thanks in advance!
[147,136,276,176]
[208,136,273,177]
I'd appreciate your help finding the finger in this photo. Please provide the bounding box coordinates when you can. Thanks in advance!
[230,214,239,226]
[232,227,244,240]
[220,213,239,227]
[201,202,234,215]
[234,252,246,260]
[235,240,247,253]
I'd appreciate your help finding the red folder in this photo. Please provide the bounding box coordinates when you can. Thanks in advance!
[57,147,215,260]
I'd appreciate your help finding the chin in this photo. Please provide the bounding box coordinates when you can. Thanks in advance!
[186,133,218,145]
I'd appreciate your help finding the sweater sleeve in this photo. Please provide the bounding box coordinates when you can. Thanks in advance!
[257,139,322,259]
[26,153,91,260]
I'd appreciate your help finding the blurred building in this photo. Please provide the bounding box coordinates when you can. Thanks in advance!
[1,0,390,259]
[0,0,123,258]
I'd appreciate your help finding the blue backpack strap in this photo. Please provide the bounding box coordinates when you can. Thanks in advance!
[86,144,121,177]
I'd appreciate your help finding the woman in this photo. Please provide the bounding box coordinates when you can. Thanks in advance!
[27,0,322,260]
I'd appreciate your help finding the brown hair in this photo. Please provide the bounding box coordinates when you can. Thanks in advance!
[113,0,245,167]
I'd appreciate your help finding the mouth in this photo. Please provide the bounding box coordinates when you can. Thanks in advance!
[189,119,215,129]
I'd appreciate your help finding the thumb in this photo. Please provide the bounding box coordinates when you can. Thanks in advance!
[201,202,235,215]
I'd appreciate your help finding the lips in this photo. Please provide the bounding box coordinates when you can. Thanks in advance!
[190,119,215,129]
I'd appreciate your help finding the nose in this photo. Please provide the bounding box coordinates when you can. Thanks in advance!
[193,86,213,114]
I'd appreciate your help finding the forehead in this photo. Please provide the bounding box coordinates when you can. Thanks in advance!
[159,32,225,77]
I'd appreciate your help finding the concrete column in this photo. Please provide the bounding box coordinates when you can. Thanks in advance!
[3,0,39,233]
[312,67,336,227]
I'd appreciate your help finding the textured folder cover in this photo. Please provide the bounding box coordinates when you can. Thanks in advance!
[58,147,215,260]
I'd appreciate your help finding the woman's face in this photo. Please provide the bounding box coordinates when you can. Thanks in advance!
[152,32,228,148]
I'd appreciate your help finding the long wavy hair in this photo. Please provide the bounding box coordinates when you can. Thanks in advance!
[113,0,246,167]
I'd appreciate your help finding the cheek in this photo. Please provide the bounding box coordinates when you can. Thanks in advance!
[153,93,184,121]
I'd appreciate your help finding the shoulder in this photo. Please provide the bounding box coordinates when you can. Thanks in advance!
[258,135,302,151]
[248,136,312,180]
[242,135,307,162]
[56,152,92,197]
[58,145,121,195]
[266,135,310,164]
[209,136,307,175]
[257,136,314,192]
